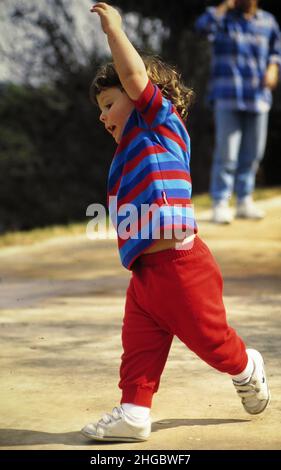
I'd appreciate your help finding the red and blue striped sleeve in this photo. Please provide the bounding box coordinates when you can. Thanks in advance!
[132,79,172,128]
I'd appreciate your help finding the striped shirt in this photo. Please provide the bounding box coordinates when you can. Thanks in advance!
[195,8,281,112]
[107,79,197,270]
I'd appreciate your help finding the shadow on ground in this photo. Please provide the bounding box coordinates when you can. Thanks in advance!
[0,419,249,447]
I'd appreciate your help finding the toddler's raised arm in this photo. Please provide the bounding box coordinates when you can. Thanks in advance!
[91,2,148,100]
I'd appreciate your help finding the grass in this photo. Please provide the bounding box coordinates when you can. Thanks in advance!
[0,222,86,248]
[0,187,280,248]
[192,186,281,209]
[251,186,281,200]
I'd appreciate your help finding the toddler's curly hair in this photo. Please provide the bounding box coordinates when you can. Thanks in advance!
[90,55,194,121]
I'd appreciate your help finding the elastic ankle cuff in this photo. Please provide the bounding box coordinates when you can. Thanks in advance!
[121,386,153,408]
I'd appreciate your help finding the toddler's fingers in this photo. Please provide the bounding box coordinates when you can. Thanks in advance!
[92,2,108,10]
[90,6,105,14]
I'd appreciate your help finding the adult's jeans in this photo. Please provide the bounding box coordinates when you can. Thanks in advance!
[210,105,269,202]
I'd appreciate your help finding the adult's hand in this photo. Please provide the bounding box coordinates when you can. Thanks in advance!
[263,63,279,90]
[216,0,236,16]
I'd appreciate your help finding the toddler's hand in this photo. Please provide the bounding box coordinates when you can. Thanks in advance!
[90,2,122,35]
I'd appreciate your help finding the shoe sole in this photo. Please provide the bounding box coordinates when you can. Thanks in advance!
[245,392,271,415]
[81,429,149,442]
[235,216,264,220]
[211,219,232,224]
[235,211,265,219]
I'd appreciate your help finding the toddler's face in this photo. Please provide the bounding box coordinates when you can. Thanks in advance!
[97,87,134,144]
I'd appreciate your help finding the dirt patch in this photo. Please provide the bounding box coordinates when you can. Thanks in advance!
[0,197,281,450]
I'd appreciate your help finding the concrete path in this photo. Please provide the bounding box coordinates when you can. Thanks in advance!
[0,197,280,450]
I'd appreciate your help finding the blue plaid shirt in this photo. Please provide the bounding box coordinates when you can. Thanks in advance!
[195,8,281,112]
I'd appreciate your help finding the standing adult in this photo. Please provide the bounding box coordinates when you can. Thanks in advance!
[195,0,281,223]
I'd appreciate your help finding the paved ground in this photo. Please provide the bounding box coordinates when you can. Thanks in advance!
[0,197,280,450]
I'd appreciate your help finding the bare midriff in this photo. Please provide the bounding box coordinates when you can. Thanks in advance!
[143,233,196,254]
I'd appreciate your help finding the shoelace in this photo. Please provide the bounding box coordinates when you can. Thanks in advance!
[99,407,123,425]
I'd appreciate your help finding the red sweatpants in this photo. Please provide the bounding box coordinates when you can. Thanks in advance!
[119,236,248,408]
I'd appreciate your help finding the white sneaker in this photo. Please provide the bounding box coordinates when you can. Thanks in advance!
[81,406,151,442]
[233,349,270,415]
[236,196,265,219]
[212,200,233,224]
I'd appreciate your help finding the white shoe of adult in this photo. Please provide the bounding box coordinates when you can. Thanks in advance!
[236,196,265,219]
[233,349,270,415]
[212,200,233,224]
[81,406,151,442]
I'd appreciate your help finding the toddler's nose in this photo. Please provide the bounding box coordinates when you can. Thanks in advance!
[100,111,107,123]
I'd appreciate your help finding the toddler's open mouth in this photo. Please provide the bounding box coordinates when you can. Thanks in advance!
[107,125,116,135]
